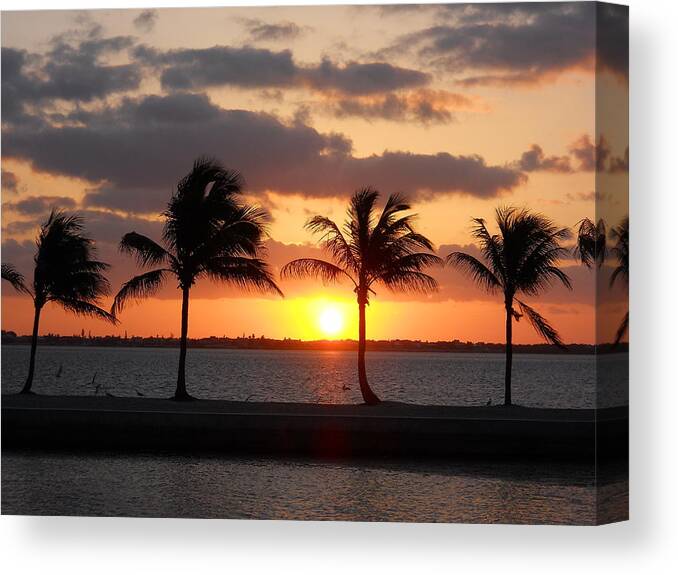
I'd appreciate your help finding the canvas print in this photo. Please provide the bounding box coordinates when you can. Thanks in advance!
[1,2,628,525]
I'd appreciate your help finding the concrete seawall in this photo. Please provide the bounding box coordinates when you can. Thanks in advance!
[1,395,628,461]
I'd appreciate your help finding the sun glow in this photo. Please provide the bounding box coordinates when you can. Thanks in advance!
[318,306,344,337]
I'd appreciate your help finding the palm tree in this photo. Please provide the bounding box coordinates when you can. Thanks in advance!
[574,218,607,268]
[112,157,283,400]
[609,217,629,344]
[2,211,115,394]
[281,188,441,405]
[574,216,629,344]
[447,207,572,406]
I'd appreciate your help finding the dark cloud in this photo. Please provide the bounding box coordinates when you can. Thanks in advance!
[244,19,307,42]
[302,59,429,95]
[1,35,141,124]
[3,93,524,214]
[596,3,629,81]
[136,45,298,91]
[329,89,476,124]
[608,147,629,174]
[135,45,429,95]
[569,135,609,172]
[1,169,19,193]
[514,144,572,173]
[332,93,453,124]
[133,10,158,33]
[383,2,627,86]
[4,195,77,216]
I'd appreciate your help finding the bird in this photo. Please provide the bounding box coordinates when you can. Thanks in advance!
[486,398,492,406]
[135,389,145,397]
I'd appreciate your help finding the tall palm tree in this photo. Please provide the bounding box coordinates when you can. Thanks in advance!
[447,207,572,406]
[281,188,441,405]
[2,211,115,394]
[574,216,629,344]
[112,157,283,400]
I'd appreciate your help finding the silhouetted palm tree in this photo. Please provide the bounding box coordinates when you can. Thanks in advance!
[574,218,607,268]
[112,157,282,400]
[609,217,629,344]
[2,211,115,394]
[281,188,441,405]
[574,216,629,344]
[447,207,572,406]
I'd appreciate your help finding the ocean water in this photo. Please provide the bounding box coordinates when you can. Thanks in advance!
[1,345,628,523]
[0,345,628,408]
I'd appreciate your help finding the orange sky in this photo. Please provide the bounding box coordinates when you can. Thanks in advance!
[1,4,629,344]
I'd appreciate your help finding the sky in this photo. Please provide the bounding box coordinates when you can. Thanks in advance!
[1,2,629,343]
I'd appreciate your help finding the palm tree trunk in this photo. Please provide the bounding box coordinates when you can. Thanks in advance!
[174,286,192,400]
[21,303,42,394]
[357,299,380,405]
[504,300,513,406]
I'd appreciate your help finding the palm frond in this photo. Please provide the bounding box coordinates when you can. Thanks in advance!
[305,215,358,271]
[1,263,31,295]
[447,251,501,293]
[111,269,170,316]
[59,299,117,324]
[469,217,506,283]
[281,258,354,286]
[379,269,439,294]
[32,209,112,311]
[574,218,607,268]
[613,311,629,346]
[119,232,172,267]
[516,299,566,348]
[609,216,629,288]
[203,257,283,297]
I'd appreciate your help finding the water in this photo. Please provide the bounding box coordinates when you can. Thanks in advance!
[0,450,627,524]
[1,345,628,523]
[0,345,628,408]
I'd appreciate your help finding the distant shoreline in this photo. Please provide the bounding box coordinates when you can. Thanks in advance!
[1,332,626,355]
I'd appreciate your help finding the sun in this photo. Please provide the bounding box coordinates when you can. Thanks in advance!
[318,306,344,337]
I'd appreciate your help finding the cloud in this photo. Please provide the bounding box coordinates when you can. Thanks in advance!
[382,2,627,86]
[569,135,610,172]
[134,45,299,91]
[3,195,77,216]
[243,19,307,42]
[135,45,429,95]
[302,59,429,95]
[133,10,158,33]
[608,147,629,174]
[329,89,478,124]
[596,3,629,81]
[3,93,524,214]
[1,169,19,193]
[514,138,628,175]
[1,35,141,124]
[514,144,572,173]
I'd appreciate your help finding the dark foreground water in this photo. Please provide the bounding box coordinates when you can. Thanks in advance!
[0,450,628,524]
[0,345,628,408]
